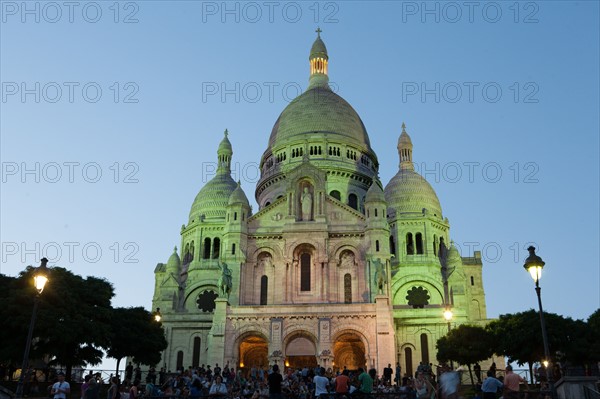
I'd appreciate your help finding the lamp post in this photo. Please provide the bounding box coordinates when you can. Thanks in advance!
[523,246,556,399]
[15,258,49,398]
[443,307,454,368]
[154,307,162,323]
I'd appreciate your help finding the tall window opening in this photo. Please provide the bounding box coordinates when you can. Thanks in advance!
[390,235,396,255]
[203,238,211,259]
[260,275,268,305]
[176,351,184,371]
[231,243,236,255]
[192,337,201,367]
[416,233,424,254]
[348,193,358,210]
[300,253,311,291]
[405,348,413,377]
[330,190,341,201]
[344,273,352,303]
[376,240,380,252]
[212,238,220,259]
[420,334,429,364]
[406,233,414,255]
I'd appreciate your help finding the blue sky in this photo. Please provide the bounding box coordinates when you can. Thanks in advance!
[1,0,598,338]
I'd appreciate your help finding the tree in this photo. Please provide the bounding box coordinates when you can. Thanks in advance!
[107,307,167,375]
[436,324,493,385]
[486,309,582,383]
[0,267,114,380]
[588,309,600,363]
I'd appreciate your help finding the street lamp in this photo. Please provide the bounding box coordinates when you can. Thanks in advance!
[154,307,162,323]
[15,258,49,398]
[443,307,453,331]
[523,246,556,399]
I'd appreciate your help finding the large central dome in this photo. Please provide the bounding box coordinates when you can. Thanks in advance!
[267,86,371,149]
[255,30,379,208]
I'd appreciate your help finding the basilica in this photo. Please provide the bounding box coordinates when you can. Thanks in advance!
[152,32,489,376]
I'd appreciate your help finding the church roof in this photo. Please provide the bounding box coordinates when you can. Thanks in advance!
[228,181,250,207]
[384,169,443,218]
[166,246,181,272]
[189,131,238,222]
[365,178,386,203]
[267,87,371,150]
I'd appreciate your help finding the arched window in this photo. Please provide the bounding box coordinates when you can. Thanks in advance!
[192,337,201,367]
[416,233,423,254]
[190,241,195,261]
[348,193,358,210]
[234,212,237,221]
[470,276,475,286]
[330,190,341,201]
[344,273,352,304]
[265,202,271,207]
[439,237,445,256]
[376,240,380,252]
[406,233,414,255]
[231,243,236,255]
[389,235,396,255]
[184,243,190,263]
[404,348,413,378]
[212,238,220,259]
[433,235,438,256]
[260,275,268,305]
[176,351,184,371]
[300,253,311,291]
[203,238,211,259]
[375,208,378,217]
[420,334,429,364]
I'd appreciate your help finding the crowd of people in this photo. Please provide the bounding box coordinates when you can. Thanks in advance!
[71,361,472,399]
[45,361,537,399]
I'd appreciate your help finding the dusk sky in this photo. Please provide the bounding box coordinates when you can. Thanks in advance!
[1,1,599,367]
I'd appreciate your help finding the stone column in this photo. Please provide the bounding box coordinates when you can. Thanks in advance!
[208,298,228,366]
[375,295,396,374]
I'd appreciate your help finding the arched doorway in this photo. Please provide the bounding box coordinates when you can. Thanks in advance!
[333,332,366,371]
[239,335,268,371]
[285,333,317,369]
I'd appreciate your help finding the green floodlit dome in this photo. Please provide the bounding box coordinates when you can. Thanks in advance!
[384,169,443,218]
[365,178,386,203]
[189,173,237,222]
[189,130,238,222]
[166,246,181,272]
[267,87,372,150]
[228,181,250,207]
[447,243,462,266]
[384,123,443,219]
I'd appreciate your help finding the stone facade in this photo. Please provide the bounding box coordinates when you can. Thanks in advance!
[152,32,489,377]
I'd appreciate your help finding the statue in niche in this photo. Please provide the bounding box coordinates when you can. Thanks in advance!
[300,187,313,221]
[339,251,355,268]
[372,258,387,295]
[217,261,233,299]
[260,253,273,268]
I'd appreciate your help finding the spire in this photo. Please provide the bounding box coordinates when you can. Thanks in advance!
[308,28,330,90]
[217,129,233,174]
[397,122,414,171]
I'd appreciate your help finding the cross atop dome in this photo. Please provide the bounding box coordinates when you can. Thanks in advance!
[308,29,329,89]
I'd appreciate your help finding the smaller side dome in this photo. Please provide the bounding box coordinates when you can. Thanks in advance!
[447,242,462,266]
[228,181,250,206]
[166,246,181,272]
[365,178,386,203]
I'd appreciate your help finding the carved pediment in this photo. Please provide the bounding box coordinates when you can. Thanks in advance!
[325,196,366,224]
[285,161,327,192]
